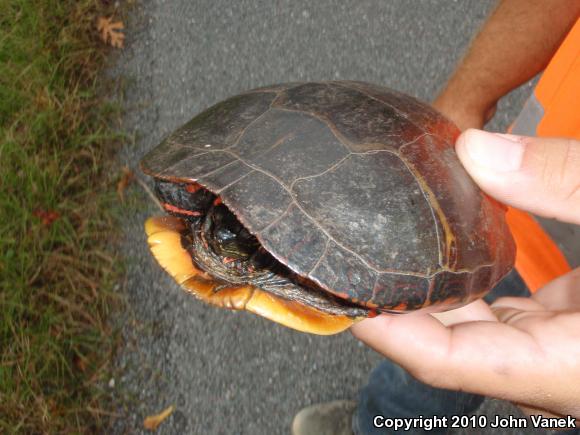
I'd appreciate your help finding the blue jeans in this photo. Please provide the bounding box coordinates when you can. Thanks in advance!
[352,270,542,435]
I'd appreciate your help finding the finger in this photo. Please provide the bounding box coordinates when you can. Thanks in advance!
[351,313,557,407]
[490,268,580,314]
[533,267,580,310]
[350,313,457,380]
[516,403,575,421]
[490,296,546,324]
[432,299,496,326]
[455,129,580,224]
[491,306,548,325]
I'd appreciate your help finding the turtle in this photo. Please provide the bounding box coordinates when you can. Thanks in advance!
[141,81,515,335]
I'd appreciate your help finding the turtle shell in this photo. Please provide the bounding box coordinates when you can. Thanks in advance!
[141,81,515,312]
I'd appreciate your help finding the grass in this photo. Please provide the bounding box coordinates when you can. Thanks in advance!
[0,0,124,431]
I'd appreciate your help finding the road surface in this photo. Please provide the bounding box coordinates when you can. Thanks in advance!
[111,1,564,434]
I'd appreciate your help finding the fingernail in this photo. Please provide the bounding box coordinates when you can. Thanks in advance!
[460,129,525,172]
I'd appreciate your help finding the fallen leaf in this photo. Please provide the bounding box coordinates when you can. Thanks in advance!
[97,16,125,48]
[73,354,87,372]
[117,166,134,201]
[48,399,58,413]
[33,209,60,227]
[144,405,174,431]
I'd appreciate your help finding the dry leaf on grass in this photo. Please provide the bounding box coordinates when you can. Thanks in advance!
[117,166,134,201]
[73,354,87,372]
[33,209,60,227]
[143,405,175,431]
[97,16,125,48]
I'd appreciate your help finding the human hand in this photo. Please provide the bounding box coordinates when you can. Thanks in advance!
[351,130,580,422]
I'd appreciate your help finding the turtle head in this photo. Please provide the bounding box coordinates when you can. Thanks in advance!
[144,180,367,335]
[204,203,260,262]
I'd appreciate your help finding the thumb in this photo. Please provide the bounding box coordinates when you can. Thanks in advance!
[456,129,580,224]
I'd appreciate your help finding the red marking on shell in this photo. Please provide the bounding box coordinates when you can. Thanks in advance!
[213,197,223,206]
[222,257,236,264]
[392,302,408,311]
[367,309,379,318]
[162,202,203,217]
[185,183,202,193]
[484,192,508,212]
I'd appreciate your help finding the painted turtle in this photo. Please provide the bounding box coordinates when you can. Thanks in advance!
[141,81,515,335]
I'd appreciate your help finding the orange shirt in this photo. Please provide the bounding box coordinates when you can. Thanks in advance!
[506,19,579,292]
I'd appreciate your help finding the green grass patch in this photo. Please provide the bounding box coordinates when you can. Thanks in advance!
[0,0,124,431]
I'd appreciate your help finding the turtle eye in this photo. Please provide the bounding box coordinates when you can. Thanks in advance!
[207,204,259,260]
[215,227,236,243]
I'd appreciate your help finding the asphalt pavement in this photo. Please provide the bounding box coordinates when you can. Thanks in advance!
[111,1,563,434]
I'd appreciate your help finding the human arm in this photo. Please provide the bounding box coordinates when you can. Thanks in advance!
[433,0,580,131]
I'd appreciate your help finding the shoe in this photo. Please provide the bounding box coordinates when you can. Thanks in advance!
[291,400,356,435]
